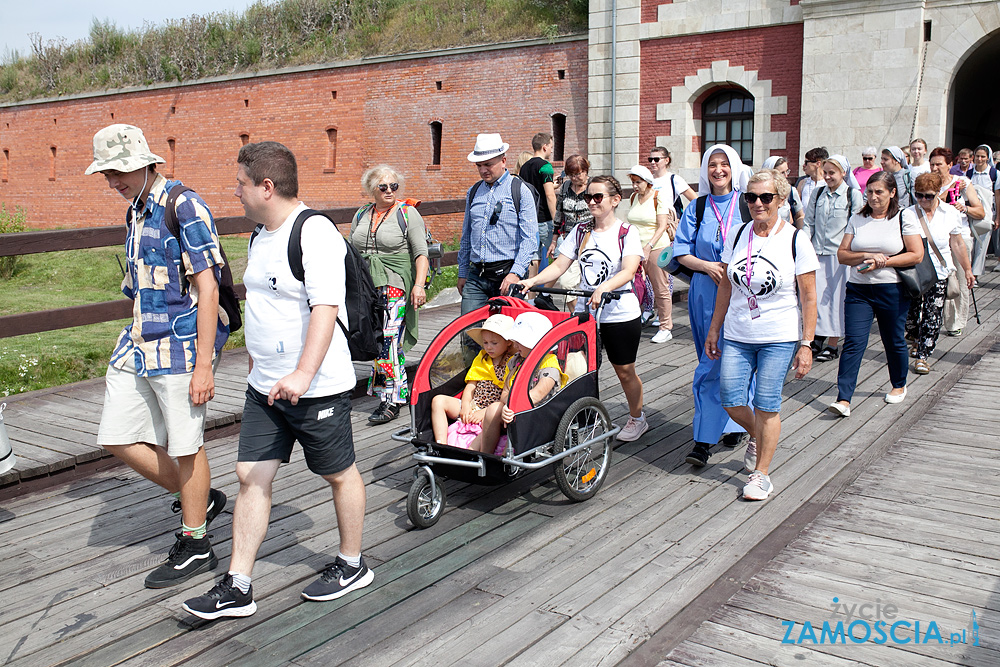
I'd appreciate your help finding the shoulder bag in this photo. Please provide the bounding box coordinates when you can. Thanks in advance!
[894,211,938,300]
[915,206,961,299]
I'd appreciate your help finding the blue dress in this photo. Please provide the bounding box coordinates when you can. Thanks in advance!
[673,191,753,444]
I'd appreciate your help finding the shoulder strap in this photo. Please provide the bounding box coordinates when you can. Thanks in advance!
[510,175,522,214]
[288,208,333,283]
[352,203,374,235]
[738,194,751,222]
[617,223,629,254]
[966,167,975,180]
[163,185,194,243]
[695,195,707,229]
[467,180,484,210]
[249,223,264,251]
[396,205,408,235]
[992,165,999,182]
[792,227,800,261]
[915,206,949,267]
[810,185,826,218]
[670,174,679,203]
[732,221,750,248]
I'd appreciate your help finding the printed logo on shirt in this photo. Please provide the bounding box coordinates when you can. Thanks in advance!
[317,406,336,420]
[266,272,278,294]
[579,247,614,288]
[729,256,783,301]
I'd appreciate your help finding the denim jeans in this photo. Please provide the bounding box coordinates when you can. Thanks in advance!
[720,339,798,413]
[460,271,503,315]
[837,281,910,403]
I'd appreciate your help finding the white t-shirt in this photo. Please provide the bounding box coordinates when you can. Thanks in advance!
[912,203,962,280]
[721,220,819,344]
[652,173,689,206]
[910,162,931,176]
[244,203,355,398]
[559,223,643,323]
[844,209,921,285]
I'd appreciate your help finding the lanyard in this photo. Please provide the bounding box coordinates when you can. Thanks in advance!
[744,220,783,289]
[709,192,738,245]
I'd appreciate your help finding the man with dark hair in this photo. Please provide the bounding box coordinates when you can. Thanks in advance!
[953,148,974,176]
[182,141,372,619]
[85,124,229,589]
[457,133,538,313]
[798,146,830,205]
[520,131,558,278]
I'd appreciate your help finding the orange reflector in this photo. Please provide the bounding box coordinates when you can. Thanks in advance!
[581,468,597,484]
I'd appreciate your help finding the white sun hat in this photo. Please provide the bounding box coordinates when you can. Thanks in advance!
[467,133,510,163]
[84,124,165,175]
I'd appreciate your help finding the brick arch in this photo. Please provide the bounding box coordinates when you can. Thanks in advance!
[654,60,787,183]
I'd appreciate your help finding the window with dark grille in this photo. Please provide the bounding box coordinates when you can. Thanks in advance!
[702,90,754,164]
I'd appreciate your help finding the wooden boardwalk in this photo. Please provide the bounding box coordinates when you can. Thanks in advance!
[1,274,999,666]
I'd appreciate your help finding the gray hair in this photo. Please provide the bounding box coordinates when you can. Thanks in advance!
[862,146,877,157]
[747,168,791,202]
[361,164,405,198]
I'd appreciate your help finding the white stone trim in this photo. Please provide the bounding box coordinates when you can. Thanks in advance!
[654,60,787,186]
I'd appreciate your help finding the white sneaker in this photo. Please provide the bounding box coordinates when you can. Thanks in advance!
[649,317,661,328]
[743,437,757,474]
[651,329,673,344]
[617,414,649,442]
[743,470,773,500]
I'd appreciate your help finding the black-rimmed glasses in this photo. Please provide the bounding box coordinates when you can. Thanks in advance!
[647,157,662,163]
[913,192,938,201]
[377,183,399,193]
[744,192,777,205]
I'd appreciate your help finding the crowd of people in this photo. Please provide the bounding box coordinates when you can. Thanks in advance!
[82,119,1000,622]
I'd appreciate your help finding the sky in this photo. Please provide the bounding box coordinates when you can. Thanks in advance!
[1,0,262,60]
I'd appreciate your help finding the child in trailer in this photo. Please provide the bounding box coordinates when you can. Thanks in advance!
[470,312,568,455]
[431,314,516,447]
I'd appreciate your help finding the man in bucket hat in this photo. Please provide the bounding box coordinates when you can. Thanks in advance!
[85,124,230,588]
[457,133,538,313]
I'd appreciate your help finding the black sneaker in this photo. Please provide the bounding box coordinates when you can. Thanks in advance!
[170,488,228,526]
[685,442,711,467]
[301,556,374,601]
[368,402,400,424]
[720,432,749,449]
[144,533,218,588]
[182,574,257,620]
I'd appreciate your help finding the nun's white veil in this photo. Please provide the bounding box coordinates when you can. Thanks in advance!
[699,144,750,194]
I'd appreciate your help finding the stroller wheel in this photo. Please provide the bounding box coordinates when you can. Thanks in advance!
[552,397,613,502]
[407,472,446,529]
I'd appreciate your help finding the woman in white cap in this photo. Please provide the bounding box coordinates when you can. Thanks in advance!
[517,175,648,442]
[881,146,914,207]
[804,155,864,362]
[627,164,676,343]
[762,156,804,227]
[672,145,753,466]
[853,147,882,191]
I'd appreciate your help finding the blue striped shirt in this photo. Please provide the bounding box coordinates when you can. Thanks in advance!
[457,170,538,279]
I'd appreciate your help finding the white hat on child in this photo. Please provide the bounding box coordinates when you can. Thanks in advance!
[506,312,554,349]
[466,314,515,348]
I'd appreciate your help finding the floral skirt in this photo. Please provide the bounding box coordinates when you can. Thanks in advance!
[368,285,409,404]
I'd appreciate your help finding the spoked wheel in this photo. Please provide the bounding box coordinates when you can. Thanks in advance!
[552,397,613,502]
[407,471,446,528]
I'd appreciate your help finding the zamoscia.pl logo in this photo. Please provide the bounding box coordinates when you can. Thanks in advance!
[781,598,982,646]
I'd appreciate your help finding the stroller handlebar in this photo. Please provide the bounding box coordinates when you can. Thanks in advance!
[507,284,620,303]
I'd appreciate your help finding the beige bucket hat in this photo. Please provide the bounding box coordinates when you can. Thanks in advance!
[466,314,515,348]
[84,124,165,175]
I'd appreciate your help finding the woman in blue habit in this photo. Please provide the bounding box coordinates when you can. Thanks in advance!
[672,144,754,466]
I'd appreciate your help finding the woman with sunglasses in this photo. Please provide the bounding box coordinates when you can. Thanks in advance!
[551,154,592,313]
[518,175,648,442]
[828,172,922,418]
[852,147,881,191]
[350,165,429,423]
[627,164,676,343]
[706,168,818,501]
[673,144,753,467]
[904,171,974,375]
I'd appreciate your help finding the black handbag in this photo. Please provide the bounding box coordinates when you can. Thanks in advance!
[894,217,937,300]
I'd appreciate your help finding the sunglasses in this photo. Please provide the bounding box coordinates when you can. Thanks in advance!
[862,156,876,160]
[647,157,662,163]
[582,193,607,204]
[377,183,399,193]
[913,192,938,201]
[744,192,778,204]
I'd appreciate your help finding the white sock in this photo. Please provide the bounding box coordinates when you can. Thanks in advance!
[633,411,646,422]
[339,552,362,569]
[229,571,251,594]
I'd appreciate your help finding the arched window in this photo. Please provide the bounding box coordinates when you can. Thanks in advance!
[702,90,754,164]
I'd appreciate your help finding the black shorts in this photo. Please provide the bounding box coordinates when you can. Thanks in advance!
[600,317,642,366]
[239,385,356,476]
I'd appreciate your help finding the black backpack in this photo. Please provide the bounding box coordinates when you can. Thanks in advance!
[128,184,243,332]
[250,208,385,362]
[668,193,753,277]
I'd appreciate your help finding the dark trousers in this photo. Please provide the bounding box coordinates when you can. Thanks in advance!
[837,282,910,403]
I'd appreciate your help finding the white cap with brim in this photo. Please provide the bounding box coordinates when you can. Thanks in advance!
[466,314,515,348]
[84,124,165,175]
[467,133,510,163]
[628,164,655,185]
[506,312,554,350]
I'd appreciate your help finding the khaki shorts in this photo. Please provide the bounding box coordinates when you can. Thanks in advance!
[557,258,581,290]
[97,355,213,457]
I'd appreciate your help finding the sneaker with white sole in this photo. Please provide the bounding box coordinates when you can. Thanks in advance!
[743,470,773,500]
[301,556,374,601]
[144,533,218,588]
[616,414,649,442]
[743,437,758,474]
[182,574,257,620]
[651,329,673,344]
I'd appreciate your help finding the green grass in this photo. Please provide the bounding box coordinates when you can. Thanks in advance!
[0,0,586,102]
[0,237,463,397]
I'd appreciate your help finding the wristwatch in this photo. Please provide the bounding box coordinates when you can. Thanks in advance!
[800,339,813,347]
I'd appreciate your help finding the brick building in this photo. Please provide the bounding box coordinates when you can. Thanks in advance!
[0,36,587,238]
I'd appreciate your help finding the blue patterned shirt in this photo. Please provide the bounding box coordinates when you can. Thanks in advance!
[457,170,538,279]
[110,174,229,376]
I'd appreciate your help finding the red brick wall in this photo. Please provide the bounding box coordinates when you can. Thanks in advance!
[0,39,587,241]
[639,24,804,176]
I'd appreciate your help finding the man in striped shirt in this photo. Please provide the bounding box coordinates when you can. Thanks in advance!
[457,133,539,314]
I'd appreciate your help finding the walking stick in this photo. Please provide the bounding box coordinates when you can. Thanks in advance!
[970,281,981,325]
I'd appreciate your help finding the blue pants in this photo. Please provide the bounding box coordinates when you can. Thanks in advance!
[837,282,910,403]
[688,272,747,444]
[461,271,503,315]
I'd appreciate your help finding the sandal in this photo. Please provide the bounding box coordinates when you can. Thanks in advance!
[368,401,400,424]
[914,359,930,375]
